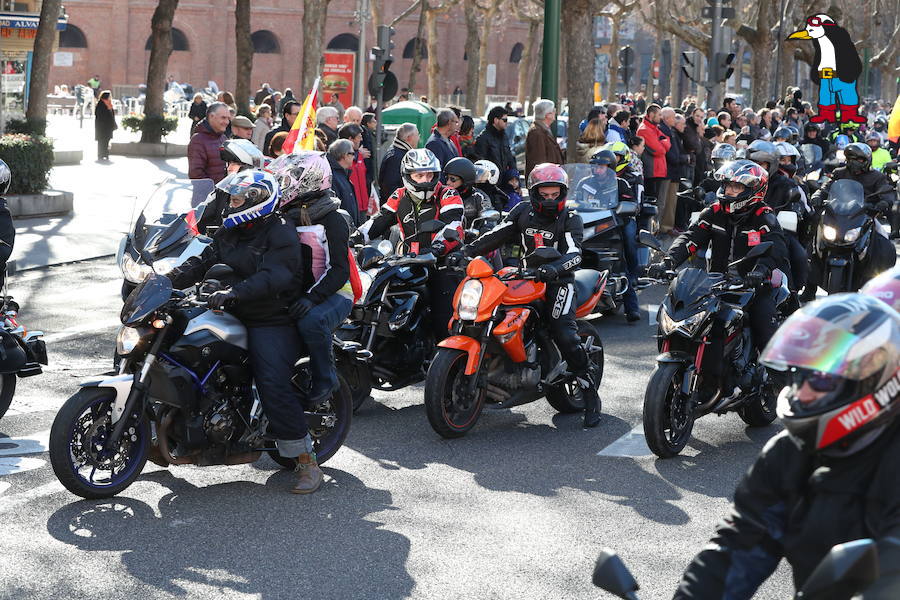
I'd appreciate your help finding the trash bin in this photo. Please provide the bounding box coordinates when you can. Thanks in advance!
[380,101,436,148]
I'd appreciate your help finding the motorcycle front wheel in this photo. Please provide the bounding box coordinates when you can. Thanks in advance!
[424,348,486,438]
[0,373,18,421]
[49,388,150,499]
[643,362,694,458]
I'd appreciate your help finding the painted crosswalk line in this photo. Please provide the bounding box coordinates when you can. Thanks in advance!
[0,456,45,476]
[597,427,653,457]
[0,430,50,457]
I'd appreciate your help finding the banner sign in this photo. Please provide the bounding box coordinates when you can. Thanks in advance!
[322,51,355,109]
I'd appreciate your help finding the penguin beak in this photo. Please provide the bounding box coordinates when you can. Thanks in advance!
[788,29,812,40]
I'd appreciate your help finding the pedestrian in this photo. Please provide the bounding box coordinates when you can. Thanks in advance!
[425,108,461,169]
[635,104,671,224]
[268,131,289,158]
[253,82,273,107]
[87,74,101,99]
[459,115,476,159]
[230,115,254,141]
[263,100,301,157]
[378,122,419,202]
[361,112,377,147]
[188,101,230,182]
[575,118,607,162]
[326,93,345,120]
[364,96,377,114]
[278,88,295,113]
[94,90,116,161]
[688,107,710,181]
[634,92,646,115]
[343,106,373,188]
[316,106,340,146]
[525,99,564,176]
[326,138,360,225]
[339,123,370,218]
[218,91,237,114]
[188,92,207,133]
[251,104,272,151]
[473,106,515,173]
[671,114,694,231]
[716,111,732,131]
[607,110,632,144]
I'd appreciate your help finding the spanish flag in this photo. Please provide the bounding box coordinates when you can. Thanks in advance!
[889,94,900,143]
[282,77,320,154]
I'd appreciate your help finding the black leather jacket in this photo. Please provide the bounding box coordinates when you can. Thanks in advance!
[811,167,896,211]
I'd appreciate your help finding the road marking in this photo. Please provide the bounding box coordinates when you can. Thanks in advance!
[5,395,66,416]
[0,456,45,476]
[0,481,64,512]
[0,482,9,496]
[648,304,659,326]
[597,427,653,457]
[41,318,120,344]
[0,430,50,457]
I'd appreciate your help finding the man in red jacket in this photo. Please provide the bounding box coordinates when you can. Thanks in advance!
[635,104,671,232]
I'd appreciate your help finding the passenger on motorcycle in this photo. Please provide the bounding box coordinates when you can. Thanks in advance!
[196,139,265,234]
[696,143,737,203]
[168,169,323,494]
[269,151,354,406]
[443,157,493,231]
[673,294,900,599]
[352,148,465,341]
[648,159,791,354]
[473,159,509,213]
[0,160,15,291]
[462,163,603,427]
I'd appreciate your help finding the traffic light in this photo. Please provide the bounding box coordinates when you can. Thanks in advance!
[370,25,399,102]
[681,51,701,82]
[712,52,735,83]
[376,25,395,68]
[619,65,632,89]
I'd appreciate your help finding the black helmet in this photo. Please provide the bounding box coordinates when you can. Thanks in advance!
[844,142,872,174]
[761,294,900,456]
[589,149,617,167]
[803,122,820,134]
[786,125,800,145]
[443,157,477,191]
[747,140,778,176]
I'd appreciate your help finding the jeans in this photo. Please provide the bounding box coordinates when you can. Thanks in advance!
[247,325,311,458]
[621,218,640,315]
[295,294,353,396]
[818,77,859,107]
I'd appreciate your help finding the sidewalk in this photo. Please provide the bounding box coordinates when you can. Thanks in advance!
[11,114,191,272]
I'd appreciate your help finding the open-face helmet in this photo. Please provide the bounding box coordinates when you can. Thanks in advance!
[602,141,632,173]
[710,143,737,170]
[220,138,264,170]
[473,159,500,185]
[748,139,778,176]
[444,157,478,192]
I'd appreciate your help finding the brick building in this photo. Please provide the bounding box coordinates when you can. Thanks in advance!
[49,0,534,102]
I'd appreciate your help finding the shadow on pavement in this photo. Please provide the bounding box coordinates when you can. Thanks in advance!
[45,468,413,599]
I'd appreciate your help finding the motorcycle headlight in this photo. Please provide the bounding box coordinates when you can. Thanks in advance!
[659,306,708,337]
[844,227,861,243]
[822,225,838,242]
[152,256,180,276]
[457,279,483,321]
[122,254,153,283]
[116,325,147,356]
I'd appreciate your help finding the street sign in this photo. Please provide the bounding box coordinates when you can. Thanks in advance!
[368,70,398,102]
[701,6,735,18]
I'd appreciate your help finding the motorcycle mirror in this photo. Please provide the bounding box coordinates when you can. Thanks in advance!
[480,209,500,222]
[744,241,773,260]
[529,247,563,262]
[788,187,801,204]
[357,246,385,270]
[884,161,898,171]
[377,239,394,257]
[796,539,878,600]
[592,549,640,600]
[204,263,235,281]
[419,220,446,234]
[638,230,663,251]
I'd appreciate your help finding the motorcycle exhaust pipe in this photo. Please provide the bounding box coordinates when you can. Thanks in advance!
[157,409,196,465]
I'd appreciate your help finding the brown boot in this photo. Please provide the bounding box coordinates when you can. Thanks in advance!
[291,453,323,494]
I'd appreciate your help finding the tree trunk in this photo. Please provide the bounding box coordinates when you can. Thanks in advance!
[607,14,621,101]
[562,0,593,162]
[141,0,179,143]
[463,0,480,112]
[475,3,499,115]
[668,39,679,105]
[647,32,662,101]
[425,8,441,102]
[518,19,541,105]
[25,0,62,134]
[529,32,543,106]
[408,0,427,94]
[748,41,773,109]
[301,0,330,92]
[234,0,253,117]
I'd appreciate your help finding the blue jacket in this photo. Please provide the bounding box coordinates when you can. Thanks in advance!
[425,130,459,169]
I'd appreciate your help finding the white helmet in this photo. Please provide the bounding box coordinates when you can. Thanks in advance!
[220,138,264,169]
[474,159,500,185]
[400,148,441,201]
[774,141,800,159]
[216,169,281,229]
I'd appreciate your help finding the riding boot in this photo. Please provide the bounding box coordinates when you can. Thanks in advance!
[809,104,836,123]
[292,452,323,494]
[577,369,602,428]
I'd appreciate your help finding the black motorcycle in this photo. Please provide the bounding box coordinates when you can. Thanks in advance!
[49,268,352,499]
[810,179,894,294]
[0,296,48,421]
[641,234,787,458]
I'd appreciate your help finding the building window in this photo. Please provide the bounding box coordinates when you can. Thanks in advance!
[510,43,524,63]
[144,27,190,52]
[251,30,280,54]
[402,38,427,60]
[59,24,87,48]
[326,33,359,52]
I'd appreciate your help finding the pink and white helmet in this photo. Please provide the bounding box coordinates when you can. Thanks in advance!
[267,151,332,207]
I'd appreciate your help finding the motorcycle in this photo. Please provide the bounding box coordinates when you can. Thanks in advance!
[640,233,787,458]
[48,268,352,499]
[566,163,643,315]
[810,179,894,294]
[884,161,900,237]
[0,295,48,421]
[337,220,450,412]
[117,178,215,301]
[423,247,606,438]
[592,539,880,599]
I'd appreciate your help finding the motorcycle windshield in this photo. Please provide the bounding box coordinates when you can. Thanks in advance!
[566,164,619,211]
[800,144,822,166]
[668,268,721,318]
[120,273,173,325]
[131,179,215,255]
[826,179,866,217]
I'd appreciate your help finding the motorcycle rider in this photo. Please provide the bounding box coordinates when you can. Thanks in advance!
[800,123,829,161]
[461,163,603,427]
[443,157,494,231]
[673,293,900,599]
[168,169,323,494]
[351,148,465,341]
[648,160,791,356]
[0,161,14,292]
[196,139,265,234]
[269,151,354,406]
[866,130,893,172]
[802,142,897,301]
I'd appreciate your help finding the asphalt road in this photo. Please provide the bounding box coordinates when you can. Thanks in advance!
[0,258,794,599]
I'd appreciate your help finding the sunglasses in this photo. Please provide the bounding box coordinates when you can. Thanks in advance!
[806,16,832,27]
[792,370,841,392]
[500,117,508,122]
[447,175,462,183]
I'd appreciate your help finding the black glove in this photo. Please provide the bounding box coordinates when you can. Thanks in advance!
[536,264,559,282]
[875,200,891,215]
[207,289,237,311]
[745,269,766,288]
[349,231,364,247]
[289,297,315,320]
[430,240,446,256]
[647,258,672,279]
[445,252,465,268]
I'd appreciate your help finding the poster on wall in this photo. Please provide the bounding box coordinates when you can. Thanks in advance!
[322,51,355,108]
[53,51,73,67]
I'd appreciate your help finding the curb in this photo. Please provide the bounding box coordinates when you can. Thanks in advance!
[8,252,116,275]
[110,141,188,158]
[8,190,74,219]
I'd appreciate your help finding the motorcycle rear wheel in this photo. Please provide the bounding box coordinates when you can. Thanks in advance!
[738,371,778,427]
[643,362,694,458]
[424,348,486,438]
[545,321,605,413]
[0,373,18,421]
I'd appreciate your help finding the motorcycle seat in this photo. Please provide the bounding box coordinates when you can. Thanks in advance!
[573,269,605,309]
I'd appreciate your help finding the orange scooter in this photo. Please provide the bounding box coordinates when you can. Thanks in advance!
[424,247,607,438]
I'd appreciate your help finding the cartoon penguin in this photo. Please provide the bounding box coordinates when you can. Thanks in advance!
[788,14,864,124]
